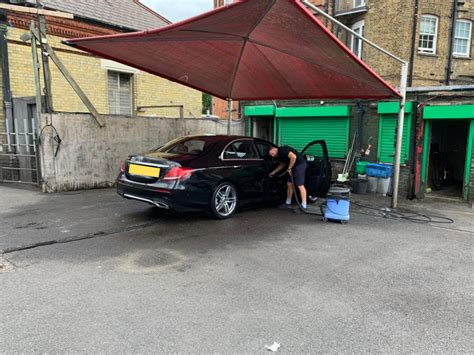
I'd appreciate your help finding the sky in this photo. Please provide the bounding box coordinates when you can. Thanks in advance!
[141,0,214,23]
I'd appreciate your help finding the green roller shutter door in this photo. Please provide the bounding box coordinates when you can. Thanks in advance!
[378,114,412,164]
[277,116,350,158]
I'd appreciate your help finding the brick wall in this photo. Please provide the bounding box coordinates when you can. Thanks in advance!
[5,27,202,118]
[336,0,473,87]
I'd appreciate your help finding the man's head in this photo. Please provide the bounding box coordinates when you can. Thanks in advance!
[268,147,278,157]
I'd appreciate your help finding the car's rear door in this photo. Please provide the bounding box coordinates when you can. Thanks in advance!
[254,140,286,201]
[220,139,268,203]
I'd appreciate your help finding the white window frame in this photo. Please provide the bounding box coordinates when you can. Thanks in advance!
[351,20,365,59]
[107,71,134,116]
[418,15,439,54]
[223,0,233,5]
[353,0,366,8]
[453,19,472,58]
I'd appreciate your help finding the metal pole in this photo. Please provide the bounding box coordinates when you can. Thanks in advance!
[31,22,44,186]
[302,0,410,209]
[38,15,53,112]
[445,0,458,85]
[227,98,232,135]
[391,63,408,209]
[30,23,43,122]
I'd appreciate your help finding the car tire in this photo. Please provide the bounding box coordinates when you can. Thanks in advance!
[208,182,238,219]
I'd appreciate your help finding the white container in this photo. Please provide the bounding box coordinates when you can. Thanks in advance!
[367,176,378,193]
[377,177,391,196]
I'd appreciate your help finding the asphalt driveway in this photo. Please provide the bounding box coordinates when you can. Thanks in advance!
[0,185,472,353]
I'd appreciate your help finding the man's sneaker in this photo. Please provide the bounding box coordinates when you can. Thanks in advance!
[278,203,293,209]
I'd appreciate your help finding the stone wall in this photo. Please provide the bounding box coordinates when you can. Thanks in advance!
[38,113,244,192]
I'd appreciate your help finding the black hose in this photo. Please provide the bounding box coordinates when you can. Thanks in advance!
[288,171,324,216]
[352,201,454,224]
[284,172,454,225]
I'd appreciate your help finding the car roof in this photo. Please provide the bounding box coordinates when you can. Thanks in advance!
[181,135,258,143]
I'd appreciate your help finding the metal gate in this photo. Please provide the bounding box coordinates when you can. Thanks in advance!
[0,98,40,185]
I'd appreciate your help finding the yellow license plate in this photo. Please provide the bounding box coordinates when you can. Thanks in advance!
[128,164,161,178]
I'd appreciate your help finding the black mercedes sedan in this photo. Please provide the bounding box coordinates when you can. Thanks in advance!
[117,135,331,219]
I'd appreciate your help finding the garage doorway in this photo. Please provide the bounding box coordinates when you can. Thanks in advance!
[428,120,469,197]
[250,117,274,142]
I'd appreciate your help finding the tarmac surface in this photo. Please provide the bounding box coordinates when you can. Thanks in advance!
[0,184,472,353]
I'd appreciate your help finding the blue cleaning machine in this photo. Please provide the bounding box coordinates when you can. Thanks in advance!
[322,185,351,224]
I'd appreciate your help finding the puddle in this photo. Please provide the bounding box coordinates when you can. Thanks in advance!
[118,249,186,274]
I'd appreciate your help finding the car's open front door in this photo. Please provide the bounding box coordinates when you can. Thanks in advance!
[301,140,332,198]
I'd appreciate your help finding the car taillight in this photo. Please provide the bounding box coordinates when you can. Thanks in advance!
[163,167,194,181]
[120,162,126,173]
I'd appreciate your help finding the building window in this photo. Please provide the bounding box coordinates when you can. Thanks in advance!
[353,0,365,7]
[453,20,472,57]
[418,15,438,54]
[108,71,133,116]
[223,0,233,4]
[351,20,364,59]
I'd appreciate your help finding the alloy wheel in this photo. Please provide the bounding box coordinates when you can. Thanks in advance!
[214,184,237,217]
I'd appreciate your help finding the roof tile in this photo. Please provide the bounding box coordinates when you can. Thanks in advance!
[29,0,170,31]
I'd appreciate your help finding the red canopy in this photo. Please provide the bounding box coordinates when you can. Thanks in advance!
[65,0,400,101]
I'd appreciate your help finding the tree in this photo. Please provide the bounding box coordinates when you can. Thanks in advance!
[202,93,212,114]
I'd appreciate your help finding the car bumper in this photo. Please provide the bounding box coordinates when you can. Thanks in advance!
[116,178,207,212]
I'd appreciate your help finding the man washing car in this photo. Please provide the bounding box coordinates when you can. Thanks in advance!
[268,145,308,210]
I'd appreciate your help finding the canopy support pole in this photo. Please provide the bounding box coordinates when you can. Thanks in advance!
[302,0,408,209]
[392,63,408,208]
[227,99,232,135]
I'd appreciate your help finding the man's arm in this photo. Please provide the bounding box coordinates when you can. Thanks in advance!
[287,152,297,172]
[270,162,285,177]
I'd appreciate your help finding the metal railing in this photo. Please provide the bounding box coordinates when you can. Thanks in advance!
[0,117,40,185]
[334,0,368,15]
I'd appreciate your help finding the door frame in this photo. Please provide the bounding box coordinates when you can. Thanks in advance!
[421,104,474,200]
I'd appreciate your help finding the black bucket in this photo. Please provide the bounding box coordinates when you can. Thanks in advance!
[356,178,368,194]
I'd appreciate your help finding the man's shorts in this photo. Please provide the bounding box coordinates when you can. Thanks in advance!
[288,162,307,186]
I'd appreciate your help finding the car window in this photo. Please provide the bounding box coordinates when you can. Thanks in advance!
[223,140,258,160]
[161,139,206,155]
[303,142,325,161]
[255,141,273,158]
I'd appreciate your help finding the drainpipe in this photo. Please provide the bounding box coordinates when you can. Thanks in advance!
[330,0,336,34]
[408,0,419,87]
[407,101,419,199]
[324,0,329,27]
[0,11,13,152]
[445,0,458,85]
[356,100,364,152]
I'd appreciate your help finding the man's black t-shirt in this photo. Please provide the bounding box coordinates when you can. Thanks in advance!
[277,146,304,166]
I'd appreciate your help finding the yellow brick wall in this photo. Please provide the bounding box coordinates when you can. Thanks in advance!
[336,0,473,87]
[6,27,202,118]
